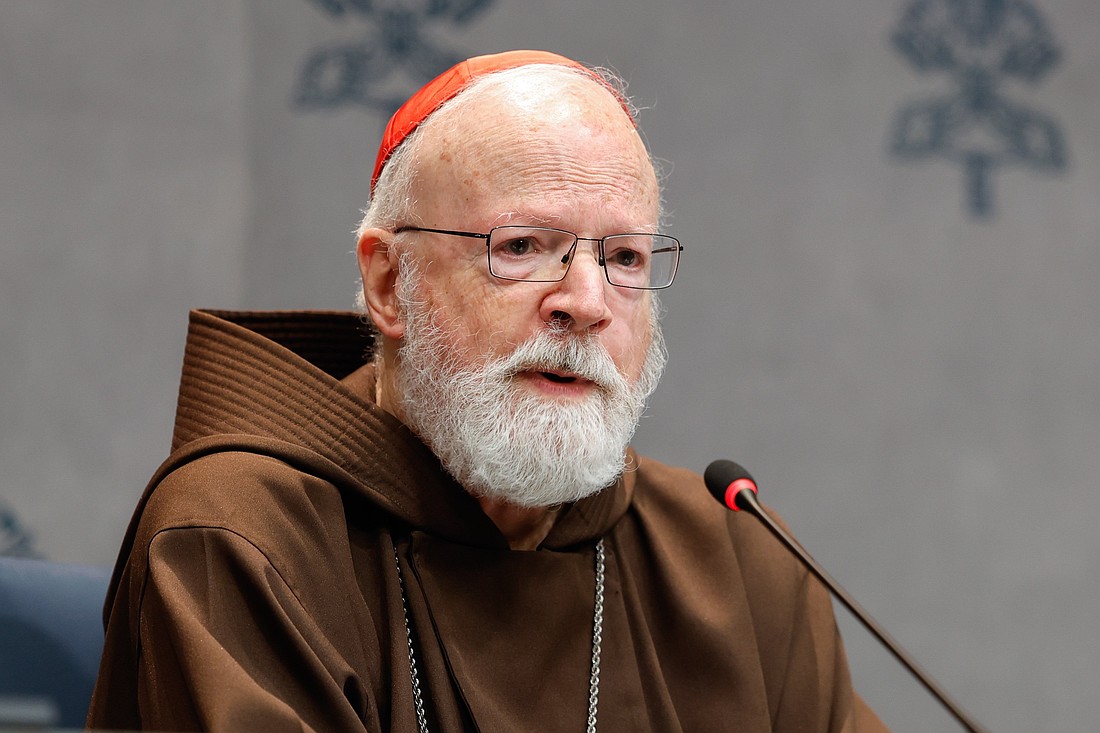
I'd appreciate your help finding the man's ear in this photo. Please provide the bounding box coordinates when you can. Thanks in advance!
[357,228,405,340]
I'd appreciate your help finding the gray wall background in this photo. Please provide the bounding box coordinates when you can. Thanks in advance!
[3,1,1098,731]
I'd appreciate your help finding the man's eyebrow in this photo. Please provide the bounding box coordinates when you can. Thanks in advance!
[492,211,557,227]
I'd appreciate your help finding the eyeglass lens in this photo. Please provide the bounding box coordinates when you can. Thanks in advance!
[487,226,679,289]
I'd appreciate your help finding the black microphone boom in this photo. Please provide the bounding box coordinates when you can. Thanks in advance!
[704,459,991,733]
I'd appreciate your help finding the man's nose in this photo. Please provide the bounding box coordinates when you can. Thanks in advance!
[539,242,613,333]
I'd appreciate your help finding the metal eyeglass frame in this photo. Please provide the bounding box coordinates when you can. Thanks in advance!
[393,225,682,290]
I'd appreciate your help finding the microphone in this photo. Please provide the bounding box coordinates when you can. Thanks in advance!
[704,459,991,733]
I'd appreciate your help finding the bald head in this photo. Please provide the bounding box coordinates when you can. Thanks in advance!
[414,66,657,231]
[360,62,660,235]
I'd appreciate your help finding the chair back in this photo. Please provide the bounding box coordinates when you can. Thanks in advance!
[0,556,112,728]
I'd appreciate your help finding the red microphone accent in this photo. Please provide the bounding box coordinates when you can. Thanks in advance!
[724,478,757,511]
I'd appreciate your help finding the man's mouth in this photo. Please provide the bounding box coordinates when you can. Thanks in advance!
[540,370,578,384]
[512,366,599,392]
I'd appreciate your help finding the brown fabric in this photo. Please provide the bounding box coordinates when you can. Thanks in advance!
[88,309,887,732]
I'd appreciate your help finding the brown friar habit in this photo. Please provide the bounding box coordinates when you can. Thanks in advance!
[88,310,888,733]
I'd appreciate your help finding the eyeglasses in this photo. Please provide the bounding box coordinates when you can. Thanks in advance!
[394,225,683,290]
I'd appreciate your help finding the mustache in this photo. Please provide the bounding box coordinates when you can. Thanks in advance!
[493,331,627,393]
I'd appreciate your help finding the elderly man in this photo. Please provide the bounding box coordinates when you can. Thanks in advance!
[89,51,885,732]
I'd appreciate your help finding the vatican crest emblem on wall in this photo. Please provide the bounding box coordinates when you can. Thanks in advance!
[1,499,39,559]
[889,0,1068,218]
[294,0,494,115]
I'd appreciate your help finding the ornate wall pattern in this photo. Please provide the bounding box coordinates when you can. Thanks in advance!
[889,0,1069,217]
[293,0,494,113]
[0,501,39,558]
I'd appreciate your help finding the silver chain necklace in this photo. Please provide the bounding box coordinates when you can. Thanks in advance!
[394,539,606,733]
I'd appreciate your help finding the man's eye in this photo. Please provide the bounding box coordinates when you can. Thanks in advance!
[500,237,537,257]
[607,248,642,268]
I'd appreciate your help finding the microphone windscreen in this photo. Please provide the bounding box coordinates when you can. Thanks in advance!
[704,460,756,505]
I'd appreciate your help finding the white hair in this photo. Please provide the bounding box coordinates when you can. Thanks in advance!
[394,252,667,507]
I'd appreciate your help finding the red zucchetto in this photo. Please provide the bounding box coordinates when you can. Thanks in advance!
[371,49,634,192]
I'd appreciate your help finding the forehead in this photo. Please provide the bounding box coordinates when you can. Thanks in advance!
[409,69,659,229]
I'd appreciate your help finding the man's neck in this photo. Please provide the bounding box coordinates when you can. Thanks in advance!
[477,497,560,550]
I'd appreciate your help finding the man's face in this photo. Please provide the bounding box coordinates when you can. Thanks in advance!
[388,74,665,505]
[396,76,661,393]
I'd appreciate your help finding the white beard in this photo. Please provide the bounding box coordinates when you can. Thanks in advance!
[392,263,666,508]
